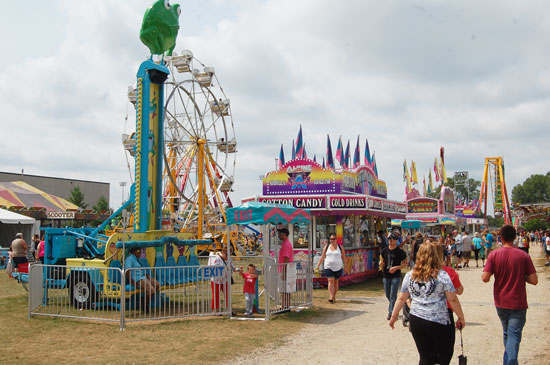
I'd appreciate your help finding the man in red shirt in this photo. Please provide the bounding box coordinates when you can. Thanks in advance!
[278,228,293,310]
[482,224,538,365]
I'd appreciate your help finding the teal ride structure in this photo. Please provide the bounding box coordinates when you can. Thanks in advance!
[13,0,214,310]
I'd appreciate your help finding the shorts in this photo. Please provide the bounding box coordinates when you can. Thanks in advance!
[12,256,28,266]
[462,251,471,259]
[324,268,343,279]
[456,251,463,258]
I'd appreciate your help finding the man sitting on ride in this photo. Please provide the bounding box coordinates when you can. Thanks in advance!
[126,247,161,301]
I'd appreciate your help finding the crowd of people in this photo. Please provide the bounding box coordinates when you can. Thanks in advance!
[382,225,540,365]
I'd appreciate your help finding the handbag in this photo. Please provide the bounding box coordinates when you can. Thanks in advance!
[458,329,467,365]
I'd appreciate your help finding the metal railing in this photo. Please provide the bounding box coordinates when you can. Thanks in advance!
[28,264,121,323]
[264,259,313,320]
[28,256,312,327]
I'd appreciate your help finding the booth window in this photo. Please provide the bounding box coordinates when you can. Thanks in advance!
[293,222,310,249]
[315,216,336,251]
[343,216,355,248]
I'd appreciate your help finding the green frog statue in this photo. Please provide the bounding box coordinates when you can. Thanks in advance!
[140,0,181,56]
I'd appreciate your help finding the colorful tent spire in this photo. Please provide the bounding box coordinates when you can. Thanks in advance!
[364,138,372,167]
[326,135,335,168]
[353,135,360,168]
[372,151,378,177]
[344,140,350,169]
[295,125,304,159]
[291,139,296,160]
[335,136,343,167]
[278,143,285,169]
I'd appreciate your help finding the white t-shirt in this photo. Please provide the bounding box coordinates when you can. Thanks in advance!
[324,246,343,271]
[546,236,550,250]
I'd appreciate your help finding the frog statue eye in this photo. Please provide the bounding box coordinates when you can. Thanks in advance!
[177,6,181,16]
[164,0,170,9]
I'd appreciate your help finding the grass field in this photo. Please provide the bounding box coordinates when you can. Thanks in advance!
[0,269,384,364]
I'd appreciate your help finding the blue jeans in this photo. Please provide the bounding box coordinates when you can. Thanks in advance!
[496,307,526,365]
[383,276,401,315]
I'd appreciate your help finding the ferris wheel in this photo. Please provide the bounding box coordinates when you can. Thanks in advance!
[125,50,237,240]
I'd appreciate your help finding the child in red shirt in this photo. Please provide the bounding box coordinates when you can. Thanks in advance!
[240,264,258,317]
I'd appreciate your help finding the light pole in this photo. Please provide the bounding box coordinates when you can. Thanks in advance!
[119,181,127,204]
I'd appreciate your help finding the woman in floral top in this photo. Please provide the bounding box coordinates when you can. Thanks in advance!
[389,242,466,365]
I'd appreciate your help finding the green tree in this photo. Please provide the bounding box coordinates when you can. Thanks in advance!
[511,172,550,204]
[426,176,481,203]
[69,185,88,209]
[523,218,548,232]
[487,215,504,229]
[93,196,109,211]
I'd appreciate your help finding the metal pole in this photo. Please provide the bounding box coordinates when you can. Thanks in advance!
[120,209,128,330]
[264,225,270,320]
[227,225,232,318]
[198,139,205,239]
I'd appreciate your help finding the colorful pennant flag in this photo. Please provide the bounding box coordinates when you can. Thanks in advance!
[372,152,378,176]
[434,158,440,182]
[411,160,418,184]
[292,139,296,160]
[322,157,325,169]
[303,144,307,159]
[440,147,447,183]
[428,169,434,193]
[403,159,411,191]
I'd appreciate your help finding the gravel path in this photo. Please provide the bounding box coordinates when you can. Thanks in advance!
[229,248,550,365]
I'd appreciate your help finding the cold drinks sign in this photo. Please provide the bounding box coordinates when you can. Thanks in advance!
[329,196,366,210]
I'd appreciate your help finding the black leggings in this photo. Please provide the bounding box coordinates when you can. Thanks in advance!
[409,313,455,365]
[473,248,480,260]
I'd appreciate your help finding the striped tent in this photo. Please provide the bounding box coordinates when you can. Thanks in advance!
[0,181,78,211]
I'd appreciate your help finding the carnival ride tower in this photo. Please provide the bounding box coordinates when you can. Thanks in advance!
[134,61,169,232]
[479,157,512,224]
[123,0,244,253]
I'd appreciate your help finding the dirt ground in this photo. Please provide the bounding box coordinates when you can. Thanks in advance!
[230,247,550,365]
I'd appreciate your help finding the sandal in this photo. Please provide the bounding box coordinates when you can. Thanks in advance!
[328,299,334,303]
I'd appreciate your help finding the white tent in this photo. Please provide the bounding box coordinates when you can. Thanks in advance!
[0,208,39,248]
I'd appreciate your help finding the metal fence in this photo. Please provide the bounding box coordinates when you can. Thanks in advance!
[264,259,313,319]
[28,255,312,328]
[28,264,122,323]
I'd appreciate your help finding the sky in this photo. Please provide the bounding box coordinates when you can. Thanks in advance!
[1,0,549,213]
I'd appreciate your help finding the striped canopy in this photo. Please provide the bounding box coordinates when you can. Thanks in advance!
[0,181,78,212]
[226,201,311,226]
